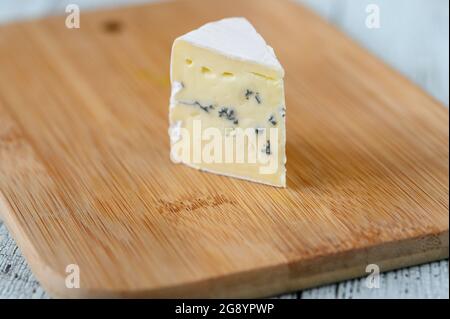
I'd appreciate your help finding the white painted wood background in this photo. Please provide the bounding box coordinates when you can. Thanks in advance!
[0,0,448,299]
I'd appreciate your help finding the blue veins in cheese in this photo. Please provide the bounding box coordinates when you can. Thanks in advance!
[169,17,286,187]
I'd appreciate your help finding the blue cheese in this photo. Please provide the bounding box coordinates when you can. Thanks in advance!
[169,17,286,187]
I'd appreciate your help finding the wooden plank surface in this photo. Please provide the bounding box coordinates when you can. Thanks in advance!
[1,221,448,299]
[0,0,448,298]
[2,0,448,109]
[0,0,448,299]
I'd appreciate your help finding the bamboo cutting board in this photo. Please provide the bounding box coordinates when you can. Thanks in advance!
[0,0,448,298]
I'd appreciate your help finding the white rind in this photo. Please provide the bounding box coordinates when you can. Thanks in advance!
[170,81,183,108]
[168,120,182,144]
[176,160,286,188]
[174,17,284,77]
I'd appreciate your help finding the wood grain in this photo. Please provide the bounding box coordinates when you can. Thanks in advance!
[1,221,448,299]
[0,0,448,298]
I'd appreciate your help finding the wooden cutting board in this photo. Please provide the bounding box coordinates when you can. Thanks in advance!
[0,0,448,298]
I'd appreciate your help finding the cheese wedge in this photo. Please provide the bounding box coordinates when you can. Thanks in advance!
[169,17,286,187]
